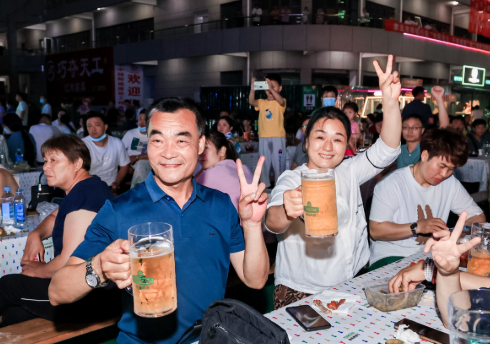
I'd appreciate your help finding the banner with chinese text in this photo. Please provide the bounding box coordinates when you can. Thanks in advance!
[470,0,490,37]
[384,19,490,52]
[46,47,114,105]
[114,65,144,109]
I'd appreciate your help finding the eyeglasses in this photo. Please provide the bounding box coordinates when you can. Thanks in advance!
[402,126,423,131]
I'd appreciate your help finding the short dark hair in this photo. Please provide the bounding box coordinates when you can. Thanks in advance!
[146,97,206,137]
[321,85,338,98]
[139,108,146,115]
[374,112,383,123]
[16,92,26,101]
[306,107,351,141]
[39,114,52,122]
[367,113,376,122]
[86,111,107,125]
[265,73,282,86]
[58,108,67,116]
[3,113,24,132]
[41,135,91,171]
[420,128,468,167]
[343,102,358,113]
[450,115,465,125]
[402,113,425,127]
[471,119,486,128]
[205,129,238,162]
[412,86,425,98]
[218,116,234,129]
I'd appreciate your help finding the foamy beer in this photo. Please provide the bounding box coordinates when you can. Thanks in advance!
[128,223,177,318]
[301,169,338,237]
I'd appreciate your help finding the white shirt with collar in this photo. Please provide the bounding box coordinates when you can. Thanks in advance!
[29,123,61,162]
[267,138,400,294]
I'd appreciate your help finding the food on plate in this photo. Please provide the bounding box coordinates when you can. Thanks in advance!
[313,300,332,315]
[326,299,346,310]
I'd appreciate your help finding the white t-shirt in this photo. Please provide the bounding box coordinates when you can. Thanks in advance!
[267,138,400,294]
[41,104,52,115]
[56,124,72,135]
[82,135,130,186]
[16,101,28,126]
[370,166,483,265]
[252,8,262,21]
[122,128,148,156]
[29,124,61,162]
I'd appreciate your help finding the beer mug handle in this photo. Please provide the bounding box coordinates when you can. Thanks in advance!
[126,286,133,296]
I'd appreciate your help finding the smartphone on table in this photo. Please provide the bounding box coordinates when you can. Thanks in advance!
[286,305,331,331]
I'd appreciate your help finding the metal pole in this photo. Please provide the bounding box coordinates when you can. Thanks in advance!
[399,0,403,22]
[358,53,363,86]
[450,7,454,35]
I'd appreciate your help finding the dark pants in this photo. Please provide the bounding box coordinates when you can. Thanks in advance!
[0,274,121,327]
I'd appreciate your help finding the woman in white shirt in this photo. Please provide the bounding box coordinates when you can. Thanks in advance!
[265,55,402,309]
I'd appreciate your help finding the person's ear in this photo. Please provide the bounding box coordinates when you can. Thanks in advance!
[278,85,283,93]
[104,124,108,132]
[75,157,83,172]
[421,128,425,135]
[218,146,227,158]
[198,135,205,155]
[420,150,429,162]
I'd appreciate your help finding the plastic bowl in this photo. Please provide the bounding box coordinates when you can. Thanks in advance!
[363,278,425,312]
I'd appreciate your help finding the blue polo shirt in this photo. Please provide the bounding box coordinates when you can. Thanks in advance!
[72,172,245,344]
[396,143,421,169]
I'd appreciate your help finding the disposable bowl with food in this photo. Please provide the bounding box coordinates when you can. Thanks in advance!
[363,278,425,312]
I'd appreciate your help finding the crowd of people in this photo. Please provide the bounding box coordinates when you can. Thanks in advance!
[0,55,488,344]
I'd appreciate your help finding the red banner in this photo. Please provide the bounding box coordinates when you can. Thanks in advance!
[46,47,115,105]
[384,19,490,53]
[471,0,490,13]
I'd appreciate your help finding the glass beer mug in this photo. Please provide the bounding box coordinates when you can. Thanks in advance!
[128,223,177,317]
[467,223,490,277]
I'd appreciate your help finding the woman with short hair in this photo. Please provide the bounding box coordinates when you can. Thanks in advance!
[0,135,119,327]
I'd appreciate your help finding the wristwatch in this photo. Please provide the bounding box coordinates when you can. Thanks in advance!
[410,222,418,236]
[85,256,109,288]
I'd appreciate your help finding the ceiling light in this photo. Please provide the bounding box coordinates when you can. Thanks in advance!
[97,7,102,10]
[451,1,458,5]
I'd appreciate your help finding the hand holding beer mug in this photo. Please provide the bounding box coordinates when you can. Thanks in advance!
[301,169,338,237]
[128,223,177,318]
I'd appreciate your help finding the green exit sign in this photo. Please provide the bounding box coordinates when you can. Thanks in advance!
[454,76,462,82]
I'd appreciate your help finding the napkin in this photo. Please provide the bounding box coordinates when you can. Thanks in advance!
[4,225,21,235]
[310,289,361,316]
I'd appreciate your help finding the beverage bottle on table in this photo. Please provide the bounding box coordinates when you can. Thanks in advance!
[1,186,16,226]
[15,148,23,163]
[14,189,26,229]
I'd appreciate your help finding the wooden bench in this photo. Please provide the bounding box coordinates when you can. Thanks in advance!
[0,316,119,344]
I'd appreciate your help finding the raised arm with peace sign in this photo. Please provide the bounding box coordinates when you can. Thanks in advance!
[373,54,402,149]
[236,156,268,223]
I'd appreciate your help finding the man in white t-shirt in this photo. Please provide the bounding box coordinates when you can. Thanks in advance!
[122,111,151,187]
[40,96,52,116]
[15,92,28,127]
[29,114,61,164]
[369,127,486,270]
[82,113,130,191]
[252,5,262,25]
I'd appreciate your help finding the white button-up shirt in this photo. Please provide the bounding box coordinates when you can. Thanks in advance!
[267,138,400,294]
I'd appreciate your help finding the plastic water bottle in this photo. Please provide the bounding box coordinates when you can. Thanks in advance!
[1,186,16,226]
[15,148,23,163]
[14,189,26,229]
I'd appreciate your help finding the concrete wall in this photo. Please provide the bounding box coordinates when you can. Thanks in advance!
[22,29,46,50]
[46,17,92,37]
[153,0,242,30]
[156,54,246,98]
[94,3,155,28]
[369,0,453,23]
[250,51,359,70]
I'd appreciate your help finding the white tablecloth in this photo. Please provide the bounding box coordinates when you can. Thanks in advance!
[0,215,53,277]
[265,251,445,343]
[14,170,45,205]
[455,157,490,192]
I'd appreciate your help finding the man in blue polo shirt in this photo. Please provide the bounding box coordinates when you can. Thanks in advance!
[48,97,270,344]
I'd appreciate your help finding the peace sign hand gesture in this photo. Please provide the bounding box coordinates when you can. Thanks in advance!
[373,54,401,103]
[237,156,269,224]
[424,211,481,276]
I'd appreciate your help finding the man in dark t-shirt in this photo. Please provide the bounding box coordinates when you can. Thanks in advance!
[402,86,434,127]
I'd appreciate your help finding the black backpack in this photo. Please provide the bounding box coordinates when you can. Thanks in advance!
[177,299,290,344]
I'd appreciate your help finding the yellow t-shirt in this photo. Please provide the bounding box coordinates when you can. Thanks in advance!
[255,98,287,138]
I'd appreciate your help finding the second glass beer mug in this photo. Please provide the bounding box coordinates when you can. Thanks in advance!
[467,223,490,277]
[301,169,338,237]
[128,223,177,317]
